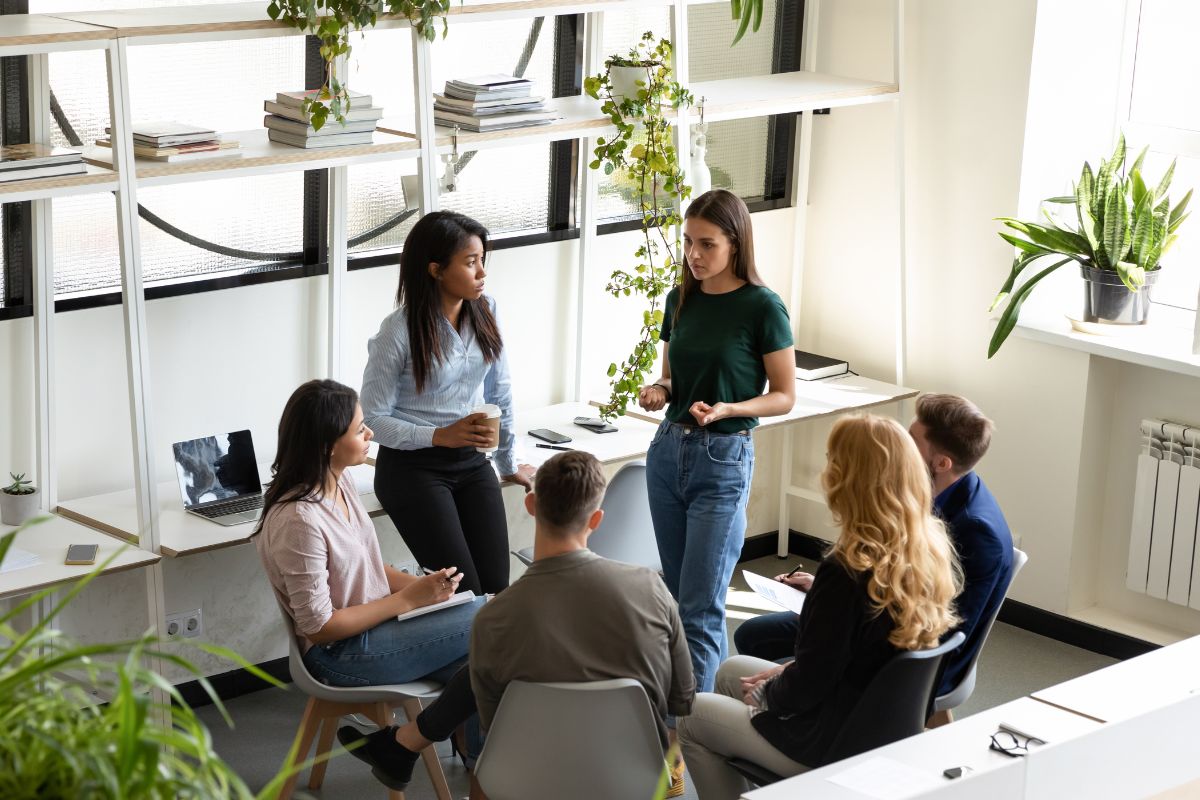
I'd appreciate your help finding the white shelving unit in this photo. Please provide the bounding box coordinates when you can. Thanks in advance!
[5,0,910,642]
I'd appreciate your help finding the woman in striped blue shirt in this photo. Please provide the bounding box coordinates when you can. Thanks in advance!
[362,211,534,595]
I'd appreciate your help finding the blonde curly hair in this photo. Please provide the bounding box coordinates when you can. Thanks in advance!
[822,414,963,651]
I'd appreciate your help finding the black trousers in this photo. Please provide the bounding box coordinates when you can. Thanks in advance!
[416,663,476,744]
[375,444,510,595]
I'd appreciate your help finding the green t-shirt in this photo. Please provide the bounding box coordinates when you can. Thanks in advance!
[660,283,793,434]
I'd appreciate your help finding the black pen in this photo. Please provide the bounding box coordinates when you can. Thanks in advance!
[784,563,806,578]
[535,443,574,451]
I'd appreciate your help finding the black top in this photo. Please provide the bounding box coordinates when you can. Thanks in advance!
[752,556,898,767]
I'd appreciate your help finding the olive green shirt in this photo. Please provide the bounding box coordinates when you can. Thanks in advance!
[660,283,793,433]
[469,549,695,746]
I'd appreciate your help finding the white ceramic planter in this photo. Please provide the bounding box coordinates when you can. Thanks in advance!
[1,488,40,526]
[608,64,649,103]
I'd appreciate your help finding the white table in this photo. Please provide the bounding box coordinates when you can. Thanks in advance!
[620,374,917,555]
[741,697,1101,800]
[512,401,661,469]
[56,463,383,558]
[0,513,159,600]
[1031,634,1200,723]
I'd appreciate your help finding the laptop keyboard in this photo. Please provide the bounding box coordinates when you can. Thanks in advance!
[193,494,264,518]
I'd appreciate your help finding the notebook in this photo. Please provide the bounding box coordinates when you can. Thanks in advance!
[396,591,477,622]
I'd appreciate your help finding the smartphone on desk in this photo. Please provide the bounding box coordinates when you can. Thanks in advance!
[529,428,572,445]
[573,417,618,434]
[64,543,99,565]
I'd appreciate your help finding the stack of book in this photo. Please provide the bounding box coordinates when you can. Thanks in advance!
[264,89,383,149]
[0,143,86,183]
[93,122,242,165]
[434,74,559,133]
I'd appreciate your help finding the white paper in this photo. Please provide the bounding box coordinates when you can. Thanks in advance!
[742,569,807,615]
[826,756,943,799]
[0,545,40,574]
[395,590,476,622]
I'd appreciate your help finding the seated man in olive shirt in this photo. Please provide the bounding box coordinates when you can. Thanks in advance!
[470,450,696,749]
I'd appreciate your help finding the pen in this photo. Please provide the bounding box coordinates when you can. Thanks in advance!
[784,563,806,578]
[535,443,574,451]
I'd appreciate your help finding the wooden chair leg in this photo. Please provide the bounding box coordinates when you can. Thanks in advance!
[278,697,323,800]
[307,716,339,790]
[403,698,453,800]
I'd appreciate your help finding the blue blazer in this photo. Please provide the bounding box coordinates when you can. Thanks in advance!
[935,471,1013,696]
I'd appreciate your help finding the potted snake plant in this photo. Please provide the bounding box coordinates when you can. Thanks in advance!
[1,472,38,526]
[988,135,1192,357]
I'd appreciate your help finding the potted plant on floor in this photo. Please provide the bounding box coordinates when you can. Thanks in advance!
[1,472,38,527]
[988,135,1192,357]
[267,0,454,130]
[584,33,693,419]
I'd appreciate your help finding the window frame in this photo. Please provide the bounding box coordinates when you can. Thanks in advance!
[0,3,802,322]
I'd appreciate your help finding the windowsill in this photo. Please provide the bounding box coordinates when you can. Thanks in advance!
[1012,304,1200,379]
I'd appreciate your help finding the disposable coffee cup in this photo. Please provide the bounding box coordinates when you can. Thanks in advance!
[474,403,501,454]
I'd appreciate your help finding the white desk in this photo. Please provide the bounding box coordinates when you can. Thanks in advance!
[56,463,383,558]
[513,402,661,469]
[1031,634,1200,723]
[0,513,159,600]
[619,374,916,555]
[742,697,1100,800]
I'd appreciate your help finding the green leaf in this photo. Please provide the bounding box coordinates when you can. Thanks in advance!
[1154,158,1176,200]
[988,258,1071,357]
[731,0,754,45]
[1169,188,1192,233]
[1045,195,1077,204]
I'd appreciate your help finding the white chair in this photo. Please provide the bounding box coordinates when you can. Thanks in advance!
[275,604,453,800]
[513,459,661,571]
[932,546,1029,714]
[473,679,666,800]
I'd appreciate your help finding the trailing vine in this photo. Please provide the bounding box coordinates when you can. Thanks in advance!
[584,33,693,420]
[267,0,453,130]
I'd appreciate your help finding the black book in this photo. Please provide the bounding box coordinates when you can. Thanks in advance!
[794,350,849,381]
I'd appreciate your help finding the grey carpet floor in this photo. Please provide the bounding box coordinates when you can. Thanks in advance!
[199,554,1116,799]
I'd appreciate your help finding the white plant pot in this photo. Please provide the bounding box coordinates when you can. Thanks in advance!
[608,65,649,103]
[1,488,40,526]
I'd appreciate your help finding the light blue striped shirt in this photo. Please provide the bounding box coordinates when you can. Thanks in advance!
[360,297,516,475]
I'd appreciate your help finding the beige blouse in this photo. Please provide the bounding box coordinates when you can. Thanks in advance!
[255,470,390,650]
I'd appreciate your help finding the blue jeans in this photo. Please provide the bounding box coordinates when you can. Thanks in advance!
[303,597,486,762]
[646,420,754,693]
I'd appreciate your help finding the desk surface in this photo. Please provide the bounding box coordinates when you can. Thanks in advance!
[513,402,661,468]
[618,374,916,429]
[742,697,1100,800]
[57,463,382,558]
[0,514,160,600]
[1031,634,1200,723]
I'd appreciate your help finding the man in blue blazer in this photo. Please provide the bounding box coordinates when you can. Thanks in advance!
[733,393,1013,725]
[908,393,1013,726]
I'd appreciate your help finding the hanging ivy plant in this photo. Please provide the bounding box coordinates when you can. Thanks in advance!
[584,33,693,420]
[267,0,453,130]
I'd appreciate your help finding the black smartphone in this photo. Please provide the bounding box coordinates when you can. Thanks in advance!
[529,428,572,445]
[573,417,618,434]
[64,543,99,565]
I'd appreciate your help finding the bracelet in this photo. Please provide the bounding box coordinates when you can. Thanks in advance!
[652,382,671,401]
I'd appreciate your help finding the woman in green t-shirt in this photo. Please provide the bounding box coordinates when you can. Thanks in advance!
[639,189,796,695]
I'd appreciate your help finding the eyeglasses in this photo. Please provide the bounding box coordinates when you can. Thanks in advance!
[989,730,1046,758]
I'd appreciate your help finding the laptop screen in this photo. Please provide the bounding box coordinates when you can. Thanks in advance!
[172,430,261,509]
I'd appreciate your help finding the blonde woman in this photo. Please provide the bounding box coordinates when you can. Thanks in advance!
[678,414,962,799]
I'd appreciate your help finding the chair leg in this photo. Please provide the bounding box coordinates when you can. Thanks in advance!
[926,709,954,728]
[278,697,323,800]
[307,716,338,790]
[402,698,453,800]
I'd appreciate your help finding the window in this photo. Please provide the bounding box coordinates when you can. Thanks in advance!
[1123,0,1200,312]
[0,1,799,316]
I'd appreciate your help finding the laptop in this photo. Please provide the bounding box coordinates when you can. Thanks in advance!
[172,429,264,526]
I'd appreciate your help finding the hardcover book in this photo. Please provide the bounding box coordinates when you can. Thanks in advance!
[794,350,849,381]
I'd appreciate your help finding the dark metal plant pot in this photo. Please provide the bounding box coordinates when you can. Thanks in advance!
[1081,263,1160,324]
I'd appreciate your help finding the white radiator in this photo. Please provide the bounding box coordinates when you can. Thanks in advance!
[1129,419,1200,608]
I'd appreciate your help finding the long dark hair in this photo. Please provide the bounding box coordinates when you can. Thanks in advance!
[398,211,503,393]
[254,379,358,534]
[676,189,763,323]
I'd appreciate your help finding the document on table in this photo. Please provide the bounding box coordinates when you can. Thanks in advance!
[396,591,476,622]
[0,545,40,574]
[826,757,943,799]
[742,569,806,615]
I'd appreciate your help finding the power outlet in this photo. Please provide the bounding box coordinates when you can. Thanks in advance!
[165,608,203,640]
